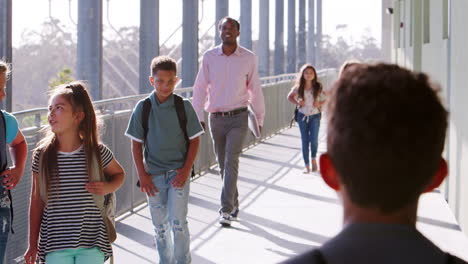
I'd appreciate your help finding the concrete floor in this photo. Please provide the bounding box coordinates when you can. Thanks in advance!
[111,125,468,264]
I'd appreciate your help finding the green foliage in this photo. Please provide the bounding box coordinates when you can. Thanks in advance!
[48,67,75,89]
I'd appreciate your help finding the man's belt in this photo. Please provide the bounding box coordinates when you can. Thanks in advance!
[212,107,248,117]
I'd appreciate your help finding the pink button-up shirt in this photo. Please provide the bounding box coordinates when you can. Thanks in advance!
[192,45,265,125]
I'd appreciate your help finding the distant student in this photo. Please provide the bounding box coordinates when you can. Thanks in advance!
[287,64,326,173]
[283,63,468,264]
[0,60,27,264]
[24,82,125,264]
[126,56,203,264]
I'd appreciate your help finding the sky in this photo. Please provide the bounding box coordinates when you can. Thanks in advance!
[11,0,382,48]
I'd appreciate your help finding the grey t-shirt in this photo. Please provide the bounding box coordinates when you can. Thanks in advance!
[125,92,204,175]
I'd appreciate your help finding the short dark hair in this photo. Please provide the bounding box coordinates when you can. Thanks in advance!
[150,56,177,76]
[326,63,448,213]
[218,16,240,31]
[338,60,360,77]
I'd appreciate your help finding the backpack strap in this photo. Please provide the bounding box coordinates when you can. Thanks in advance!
[173,94,195,178]
[173,94,189,150]
[89,150,117,243]
[142,97,152,143]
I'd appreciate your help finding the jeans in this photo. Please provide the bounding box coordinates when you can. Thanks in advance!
[45,247,104,264]
[297,112,321,165]
[147,170,191,264]
[209,110,248,214]
[0,207,10,264]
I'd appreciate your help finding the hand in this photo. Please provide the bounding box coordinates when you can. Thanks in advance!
[24,246,38,264]
[171,167,190,188]
[297,100,305,107]
[139,172,158,196]
[86,181,113,195]
[1,166,24,190]
[200,121,206,131]
[313,101,320,107]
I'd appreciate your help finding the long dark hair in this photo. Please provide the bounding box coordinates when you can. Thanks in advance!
[35,81,103,203]
[296,64,322,100]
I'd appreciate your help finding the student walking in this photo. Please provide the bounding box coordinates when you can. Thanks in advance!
[287,64,326,173]
[24,82,125,264]
[126,56,204,264]
[192,17,265,227]
[0,60,28,264]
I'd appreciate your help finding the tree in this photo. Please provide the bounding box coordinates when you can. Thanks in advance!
[49,67,75,89]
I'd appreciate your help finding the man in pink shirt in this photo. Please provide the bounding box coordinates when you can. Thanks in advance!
[192,17,265,227]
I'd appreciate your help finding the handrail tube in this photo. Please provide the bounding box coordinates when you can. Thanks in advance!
[13,70,337,123]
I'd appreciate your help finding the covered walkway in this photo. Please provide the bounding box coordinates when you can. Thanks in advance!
[113,123,468,263]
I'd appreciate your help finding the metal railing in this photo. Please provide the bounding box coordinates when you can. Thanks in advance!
[7,69,337,262]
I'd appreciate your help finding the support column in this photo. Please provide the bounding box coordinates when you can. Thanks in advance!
[182,0,198,88]
[258,0,270,77]
[215,0,229,45]
[307,0,315,65]
[0,0,12,111]
[381,0,393,62]
[412,0,422,71]
[274,0,285,75]
[297,0,306,68]
[287,0,296,73]
[240,0,252,50]
[139,0,159,94]
[77,0,103,100]
[316,0,322,68]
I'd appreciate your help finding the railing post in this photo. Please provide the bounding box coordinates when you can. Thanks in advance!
[298,0,306,68]
[240,0,252,50]
[259,0,270,77]
[287,0,297,73]
[316,0,322,68]
[77,0,103,100]
[182,0,199,88]
[274,0,285,75]
[215,0,229,45]
[139,0,159,94]
[307,0,316,65]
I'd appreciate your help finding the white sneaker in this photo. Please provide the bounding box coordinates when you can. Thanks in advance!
[219,212,232,227]
[230,208,239,221]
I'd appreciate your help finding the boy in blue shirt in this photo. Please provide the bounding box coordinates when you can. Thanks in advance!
[0,60,27,264]
[125,56,203,264]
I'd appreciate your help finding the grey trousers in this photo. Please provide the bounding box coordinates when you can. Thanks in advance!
[209,110,248,214]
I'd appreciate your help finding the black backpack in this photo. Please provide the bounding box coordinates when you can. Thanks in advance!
[141,94,195,179]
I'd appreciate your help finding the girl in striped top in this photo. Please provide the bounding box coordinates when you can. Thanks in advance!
[24,82,125,264]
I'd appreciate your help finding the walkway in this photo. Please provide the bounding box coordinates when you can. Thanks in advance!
[112,122,468,263]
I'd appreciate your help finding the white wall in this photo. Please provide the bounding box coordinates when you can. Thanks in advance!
[388,0,468,235]
[447,0,468,233]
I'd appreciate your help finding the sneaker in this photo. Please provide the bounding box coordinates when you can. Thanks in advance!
[219,213,232,227]
[230,208,239,221]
